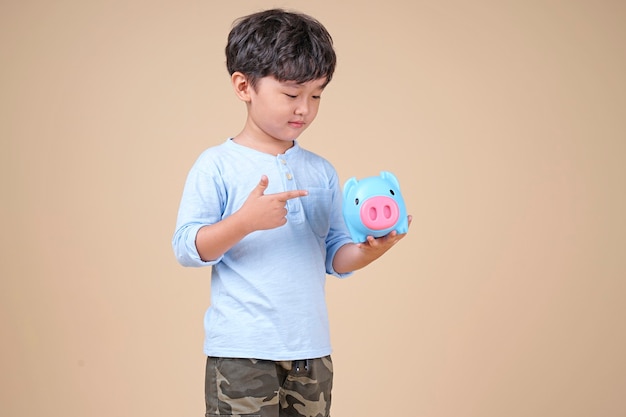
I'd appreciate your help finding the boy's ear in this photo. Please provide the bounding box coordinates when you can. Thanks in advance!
[231,72,252,102]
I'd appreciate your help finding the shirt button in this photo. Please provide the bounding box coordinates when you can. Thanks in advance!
[286,173,293,180]
[280,159,287,165]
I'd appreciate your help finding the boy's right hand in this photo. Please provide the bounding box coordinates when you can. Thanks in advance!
[239,175,308,231]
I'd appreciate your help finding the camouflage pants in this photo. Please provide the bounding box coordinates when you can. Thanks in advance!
[205,356,333,417]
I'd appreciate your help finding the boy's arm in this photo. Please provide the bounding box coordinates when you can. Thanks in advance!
[332,215,412,274]
[195,175,308,262]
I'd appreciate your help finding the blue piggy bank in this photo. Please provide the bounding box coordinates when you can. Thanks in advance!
[342,171,409,243]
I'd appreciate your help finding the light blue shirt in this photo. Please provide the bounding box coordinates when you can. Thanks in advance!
[173,139,353,360]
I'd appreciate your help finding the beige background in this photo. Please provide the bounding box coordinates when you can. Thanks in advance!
[2,1,625,416]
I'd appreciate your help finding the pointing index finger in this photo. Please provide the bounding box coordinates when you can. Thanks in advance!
[277,189,308,201]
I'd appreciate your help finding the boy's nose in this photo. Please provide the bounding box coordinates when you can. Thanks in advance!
[295,99,309,115]
[295,105,308,115]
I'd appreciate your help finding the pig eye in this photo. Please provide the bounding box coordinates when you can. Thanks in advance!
[390,189,395,196]
[354,198,359,205]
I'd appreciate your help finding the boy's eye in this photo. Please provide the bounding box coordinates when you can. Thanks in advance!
[284,93,322,100]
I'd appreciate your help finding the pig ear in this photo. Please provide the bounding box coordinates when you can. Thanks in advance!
[380,171,401,189]
[343,177,358,195]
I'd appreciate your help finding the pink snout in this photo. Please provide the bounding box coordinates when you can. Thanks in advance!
[360,196,400,230]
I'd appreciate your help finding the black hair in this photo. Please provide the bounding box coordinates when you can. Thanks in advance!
[225,9,337,87]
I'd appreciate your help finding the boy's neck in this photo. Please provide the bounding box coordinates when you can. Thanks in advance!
[232,133,295,156]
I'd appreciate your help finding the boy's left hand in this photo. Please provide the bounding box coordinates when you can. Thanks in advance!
[332,215,412,274]
[356,215,412,254]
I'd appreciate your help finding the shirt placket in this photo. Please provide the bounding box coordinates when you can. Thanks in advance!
[277,154,304,223]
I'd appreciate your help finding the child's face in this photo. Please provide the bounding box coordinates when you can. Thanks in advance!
[246,76,327,146]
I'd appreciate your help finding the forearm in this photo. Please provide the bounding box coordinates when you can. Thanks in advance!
[195,211,254,262]
[332,243,377,274]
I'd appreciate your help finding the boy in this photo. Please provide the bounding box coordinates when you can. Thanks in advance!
[172,9,410,417]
